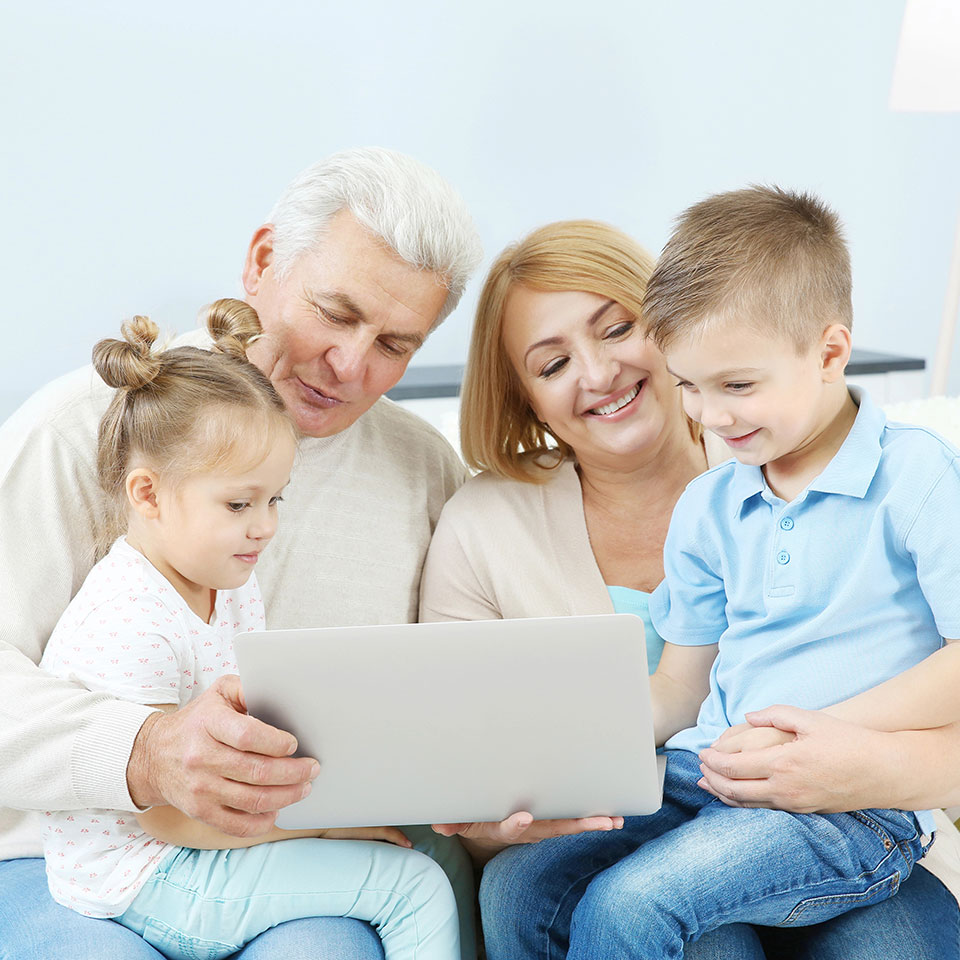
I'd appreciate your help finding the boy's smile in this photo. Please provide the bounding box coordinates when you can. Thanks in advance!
[665,320,857,498]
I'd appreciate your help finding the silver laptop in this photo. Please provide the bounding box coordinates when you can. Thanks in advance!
[233,614,664,829]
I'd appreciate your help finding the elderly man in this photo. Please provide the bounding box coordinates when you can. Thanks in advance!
[0,148,482,960]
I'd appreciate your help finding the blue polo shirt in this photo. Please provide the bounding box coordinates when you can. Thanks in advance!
[650,389,960,770]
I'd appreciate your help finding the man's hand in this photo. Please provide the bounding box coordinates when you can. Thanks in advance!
[126,674,319,837]
[432,812,624,863]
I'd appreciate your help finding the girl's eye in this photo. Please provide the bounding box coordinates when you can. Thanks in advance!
[604,321,634,339]
[540,357,569,379]
[227,502,248,513]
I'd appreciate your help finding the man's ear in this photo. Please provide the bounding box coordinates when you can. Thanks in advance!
[819,323,852,383]
[241,224,276,298]
[125,469,161,519]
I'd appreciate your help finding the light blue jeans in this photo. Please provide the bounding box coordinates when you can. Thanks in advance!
[0,858,384,960]
[117,835,460,960]
[481,749,933,960]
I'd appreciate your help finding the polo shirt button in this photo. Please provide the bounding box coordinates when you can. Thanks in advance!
[777,551,790,565]
[780,516,794,530]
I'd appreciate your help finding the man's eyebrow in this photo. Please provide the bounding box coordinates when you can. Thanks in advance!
[523,299,616,363]
[311,290,425,349]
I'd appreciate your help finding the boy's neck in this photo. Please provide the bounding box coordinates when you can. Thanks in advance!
[124,531,217,623]
[761,382,859,502]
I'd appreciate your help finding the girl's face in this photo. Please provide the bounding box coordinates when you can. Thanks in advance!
[500,286,685,468]
[138,429,296,617]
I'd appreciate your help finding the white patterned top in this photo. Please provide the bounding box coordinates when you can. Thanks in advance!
[39,537,264,917]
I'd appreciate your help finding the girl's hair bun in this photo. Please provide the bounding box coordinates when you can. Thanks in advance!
[92,315,162,390]
[203,298,264,361]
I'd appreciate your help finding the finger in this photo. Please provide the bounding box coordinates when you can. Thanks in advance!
[698,746,780,781]
[496,811,535,843]
[213,776,317,816]
[207,750,321,789]
[213,674,248,714]
[431,823,467,837]
[744,703,808,733]
[204,702,300,759]
[697,763,779,807]
[376,827,412,847]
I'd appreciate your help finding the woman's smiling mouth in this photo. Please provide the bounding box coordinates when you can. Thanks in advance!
[586,381,642,417]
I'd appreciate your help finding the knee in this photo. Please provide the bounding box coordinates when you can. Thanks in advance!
[573,870,658,942]
[400,849,458,918]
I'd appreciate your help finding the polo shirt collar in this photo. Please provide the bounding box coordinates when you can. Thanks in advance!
[728,386,884,515]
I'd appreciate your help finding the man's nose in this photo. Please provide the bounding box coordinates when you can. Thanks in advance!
[326,330,370,383]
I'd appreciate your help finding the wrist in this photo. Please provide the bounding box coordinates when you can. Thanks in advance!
[126,710,164,809]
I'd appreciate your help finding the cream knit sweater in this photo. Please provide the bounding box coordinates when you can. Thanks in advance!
[0,332,467,861]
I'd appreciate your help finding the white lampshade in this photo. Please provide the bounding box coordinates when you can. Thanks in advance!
[890,0,960,111]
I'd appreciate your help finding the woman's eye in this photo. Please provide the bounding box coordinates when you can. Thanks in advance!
[227,502,248,513]
[674,379,695,391]
[269,495,284,507]
[540,357,569,378]
[604,321,634,339]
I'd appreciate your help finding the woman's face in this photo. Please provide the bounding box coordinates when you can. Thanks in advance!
[501,285,682,466]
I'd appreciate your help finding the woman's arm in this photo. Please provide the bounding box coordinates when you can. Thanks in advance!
[699,706,960,812]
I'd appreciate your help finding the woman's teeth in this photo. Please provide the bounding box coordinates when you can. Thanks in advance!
[590,383,640,416]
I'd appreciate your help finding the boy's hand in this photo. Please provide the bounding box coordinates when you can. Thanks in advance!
[316,826,412,847]
[709,722,796,754]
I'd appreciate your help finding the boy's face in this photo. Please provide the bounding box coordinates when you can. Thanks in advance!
[665,321,832,469]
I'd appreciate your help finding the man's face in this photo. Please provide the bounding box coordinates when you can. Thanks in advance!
[243,210,449,438]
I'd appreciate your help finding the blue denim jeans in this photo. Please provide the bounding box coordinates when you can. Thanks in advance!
[481,750,931,960]
[0,858,385,960]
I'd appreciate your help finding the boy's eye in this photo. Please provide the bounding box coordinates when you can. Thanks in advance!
[227,501,249,513]
[540,357,569,378]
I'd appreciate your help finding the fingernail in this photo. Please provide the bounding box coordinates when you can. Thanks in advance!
[309,761,321,780]
[301,781,312,799]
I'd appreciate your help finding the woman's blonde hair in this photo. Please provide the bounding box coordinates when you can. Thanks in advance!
[460,220,659,482]
[92,298,297,551]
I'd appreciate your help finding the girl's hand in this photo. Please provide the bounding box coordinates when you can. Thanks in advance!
[317,826,412,847]
[710,722,796,754]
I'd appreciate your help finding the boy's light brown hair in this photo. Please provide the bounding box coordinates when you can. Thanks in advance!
[643,185,853,354]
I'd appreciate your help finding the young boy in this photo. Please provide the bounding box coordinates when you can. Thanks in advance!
[487,187,960,960]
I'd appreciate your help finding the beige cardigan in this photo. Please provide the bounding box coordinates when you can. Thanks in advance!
[419,455,960,905]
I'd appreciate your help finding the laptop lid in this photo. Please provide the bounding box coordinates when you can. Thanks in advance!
[233,614,662,829]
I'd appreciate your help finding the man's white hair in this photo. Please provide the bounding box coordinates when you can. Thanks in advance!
[267,147,483,324]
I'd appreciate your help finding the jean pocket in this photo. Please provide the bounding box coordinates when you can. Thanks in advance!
[779,872,901,926]
[142,916,238,960]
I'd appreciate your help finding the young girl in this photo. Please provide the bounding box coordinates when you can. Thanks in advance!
[39,299,460,960]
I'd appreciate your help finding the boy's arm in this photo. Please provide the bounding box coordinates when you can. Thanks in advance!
[650,641,718,746]
[823,638,960,731]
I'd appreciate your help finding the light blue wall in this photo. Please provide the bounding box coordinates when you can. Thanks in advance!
[3,0,960,420]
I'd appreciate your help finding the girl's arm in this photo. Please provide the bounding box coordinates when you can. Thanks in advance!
[650,640,718,746]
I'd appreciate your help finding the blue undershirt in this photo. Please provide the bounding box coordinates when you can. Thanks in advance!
[606,585,665,675]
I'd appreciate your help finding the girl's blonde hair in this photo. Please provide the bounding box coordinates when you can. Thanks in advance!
[92,298,297,551]
[460,220,663,482]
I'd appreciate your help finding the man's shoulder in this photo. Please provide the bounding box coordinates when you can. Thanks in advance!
[337,397,467,476]
[0,364,111,483]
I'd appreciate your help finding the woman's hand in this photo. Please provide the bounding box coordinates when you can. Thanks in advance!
[432,812,623,862]
[317,826,412,847]
[697,705,896,813]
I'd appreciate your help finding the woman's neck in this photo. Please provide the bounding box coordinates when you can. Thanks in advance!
[576,422,707,514]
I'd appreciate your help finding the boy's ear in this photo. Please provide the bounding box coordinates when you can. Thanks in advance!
[125,469,160,519]
[819,323,852,383]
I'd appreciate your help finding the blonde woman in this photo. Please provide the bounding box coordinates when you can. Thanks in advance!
[421,220,960,960]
